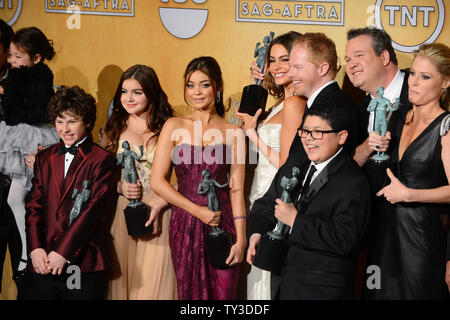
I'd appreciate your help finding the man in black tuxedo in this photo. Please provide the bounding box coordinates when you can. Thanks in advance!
[344,28,413,299]
[248,102,371,299]
[247,33,364,299]
[286,33,363,156]
[345,27,412,171]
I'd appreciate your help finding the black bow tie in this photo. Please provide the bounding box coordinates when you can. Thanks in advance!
[57,145,78,155]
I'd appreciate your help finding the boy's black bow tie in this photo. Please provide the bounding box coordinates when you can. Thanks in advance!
[57,145,78,155]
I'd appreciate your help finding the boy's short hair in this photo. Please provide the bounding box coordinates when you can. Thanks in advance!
[0,19,13,52]
[302,102,351,133]
[48,86,96,131]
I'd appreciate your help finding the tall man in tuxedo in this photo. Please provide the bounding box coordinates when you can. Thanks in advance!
[287,32,362,154]
[247,33,363,298]
[248,102,370,299]
[25,86,116,300]
[345,27,412,170]
[344,28,414,298]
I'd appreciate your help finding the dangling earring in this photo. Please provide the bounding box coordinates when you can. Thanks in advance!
[216,91,221,103]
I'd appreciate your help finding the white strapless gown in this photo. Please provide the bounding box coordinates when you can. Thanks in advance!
[247,103,283,300]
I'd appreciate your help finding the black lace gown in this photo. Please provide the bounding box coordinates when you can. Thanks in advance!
[369,111,449,299]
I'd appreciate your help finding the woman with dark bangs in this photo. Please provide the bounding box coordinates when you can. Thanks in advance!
[151,57,247,299]
[235,31,307,300]
[103,65,177,300]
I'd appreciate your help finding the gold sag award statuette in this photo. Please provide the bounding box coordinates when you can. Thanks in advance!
[117,141,152,236]
[253,167,300,273]
[365,86,399,192]
[238,31,274,116]
[198,169,232,269]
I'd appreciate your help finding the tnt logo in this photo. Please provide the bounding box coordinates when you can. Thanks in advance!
[374,0,445,52]
[159,0,208,39]
[0,0,22,26]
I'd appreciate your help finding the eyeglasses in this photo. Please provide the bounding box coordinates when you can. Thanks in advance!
[299,128,338,140]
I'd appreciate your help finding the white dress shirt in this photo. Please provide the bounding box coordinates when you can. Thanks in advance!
[367,70,405,133]
[64,136,87,178]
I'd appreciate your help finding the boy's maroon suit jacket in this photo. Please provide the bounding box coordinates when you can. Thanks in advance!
[26,139,117,273]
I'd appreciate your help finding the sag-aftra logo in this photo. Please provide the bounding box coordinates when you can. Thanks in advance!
[45,0,134,16]
[236,0,345,26]
[0,0,22,26]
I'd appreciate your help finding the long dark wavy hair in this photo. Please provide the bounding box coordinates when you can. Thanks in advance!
[183,56,225,117]
[104,64,173,153]
[264,31,302,102]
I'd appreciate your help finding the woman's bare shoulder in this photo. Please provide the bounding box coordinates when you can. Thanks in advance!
[220,118,242,131]
[283,95,307,110]
[163,116,190,128]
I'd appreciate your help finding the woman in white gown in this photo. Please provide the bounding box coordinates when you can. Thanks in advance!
[236,31,307,300]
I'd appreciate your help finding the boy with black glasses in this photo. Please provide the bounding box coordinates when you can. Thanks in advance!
[247,102,371,299]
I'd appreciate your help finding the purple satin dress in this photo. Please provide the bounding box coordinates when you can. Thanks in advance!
[169,144,240,300]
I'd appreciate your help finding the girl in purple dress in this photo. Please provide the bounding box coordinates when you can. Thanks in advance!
[151,56,247,299]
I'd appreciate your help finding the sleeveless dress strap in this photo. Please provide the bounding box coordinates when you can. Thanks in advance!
[262,101,284,126]
[440,113,450,137]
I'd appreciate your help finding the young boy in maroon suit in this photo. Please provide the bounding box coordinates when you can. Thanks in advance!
[25,86,116,300]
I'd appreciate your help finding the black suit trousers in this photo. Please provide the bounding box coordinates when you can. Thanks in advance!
[0,173,21,293]
[24,271,106,300]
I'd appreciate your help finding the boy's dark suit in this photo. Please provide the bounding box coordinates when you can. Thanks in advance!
[249,81,363,298]
[249,151,371,299]
[251,82,362,230]
[26,138,116,275]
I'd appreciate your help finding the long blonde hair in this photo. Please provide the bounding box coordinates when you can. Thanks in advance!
[414,43,450,110]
